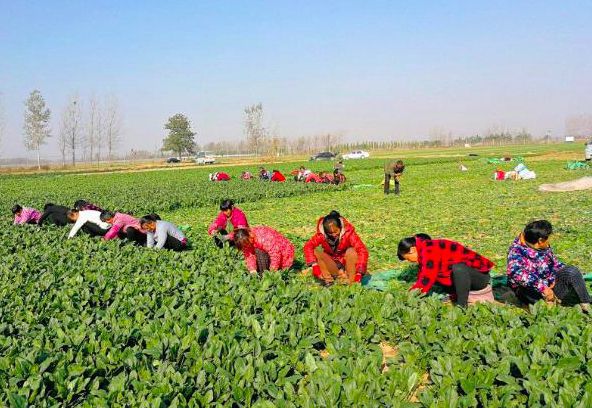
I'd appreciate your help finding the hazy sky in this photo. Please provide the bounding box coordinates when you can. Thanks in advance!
[1,0,591,159]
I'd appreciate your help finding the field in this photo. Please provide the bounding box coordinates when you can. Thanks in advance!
[1,144,592,406]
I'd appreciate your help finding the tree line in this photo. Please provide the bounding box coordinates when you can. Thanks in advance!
[9,91,590,167]
[161,103,345,158]
[14,90,122,169]
[161,103,572,158]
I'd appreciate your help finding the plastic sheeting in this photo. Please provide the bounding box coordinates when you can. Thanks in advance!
[539,176,592,192]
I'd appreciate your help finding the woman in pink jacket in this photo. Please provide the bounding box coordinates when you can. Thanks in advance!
[100,211,147,245]
[208,199,249,248]
[234,226,294,275]
[12,204,42,225]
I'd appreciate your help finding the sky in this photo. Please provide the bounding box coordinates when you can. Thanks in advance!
[0,0,591,159]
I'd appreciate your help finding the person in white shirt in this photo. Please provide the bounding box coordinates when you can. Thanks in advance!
[67,209,111,238]
[139,214,188,251]
[296,166,312,182]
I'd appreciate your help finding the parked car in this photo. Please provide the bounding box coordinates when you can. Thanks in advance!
[166,157,181,163]
[195,151,216,165]
[342,150,370,160]
[585,141,592,161]
[310,151,336,161]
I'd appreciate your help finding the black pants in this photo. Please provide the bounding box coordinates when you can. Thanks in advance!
[38,206,69,226]
[515,266,591,305]
[451,264,491,307]
[163,236,187,252]
[384,173,400,194]
[255,249,271,273]
[125,228,147,246]
[81,222,110,237]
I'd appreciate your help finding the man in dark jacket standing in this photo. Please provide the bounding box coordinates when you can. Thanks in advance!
[384,159,405,195]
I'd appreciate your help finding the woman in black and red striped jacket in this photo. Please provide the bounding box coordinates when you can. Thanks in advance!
[397,234,494,306]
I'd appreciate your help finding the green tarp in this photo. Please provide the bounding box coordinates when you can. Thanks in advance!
[486,156,524,165]
[565,161,590,170]
[362,269,592,291]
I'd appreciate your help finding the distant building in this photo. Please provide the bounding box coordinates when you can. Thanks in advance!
[565,136,575,143]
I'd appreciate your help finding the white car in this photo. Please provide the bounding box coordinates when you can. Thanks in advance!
[195,151,216,165]
[342,150,370,160]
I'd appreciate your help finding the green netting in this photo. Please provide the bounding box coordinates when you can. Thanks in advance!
[361,270,592,292]
[486,156,524,165]
[565,161,590,170]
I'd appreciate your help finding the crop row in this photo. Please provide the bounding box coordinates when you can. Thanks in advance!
[0,158,508,217]
[2,226,592,406]
[0,155,489,221]
[0,168,346,220]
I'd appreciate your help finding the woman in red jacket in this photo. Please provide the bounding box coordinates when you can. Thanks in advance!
[234,226,294,274]
[397,235,493,306]
[209,172,231,181]
[270,169,286,182]
[304,172,322,183]
[304,210,369,285]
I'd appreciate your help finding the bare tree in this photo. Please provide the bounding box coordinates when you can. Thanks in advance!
[96,104,104,165]
[23,90,51,169]
[266,125,287,157]
[104,95,121,161]
[267,136,282,157]
[429,127,453,147]
[292,135,315,155]
[514,128,532,145]
[58,109,69,167]
[321,133,342,152]
[87,94,100,164]
[244,103,266,155]
[482,124,512,146]
[62,95,83,166]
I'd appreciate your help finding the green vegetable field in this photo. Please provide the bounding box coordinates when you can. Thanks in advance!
[1,144,592,406]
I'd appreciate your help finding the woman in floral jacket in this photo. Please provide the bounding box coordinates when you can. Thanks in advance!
[507,220,590,312]
[234,226,294,274]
